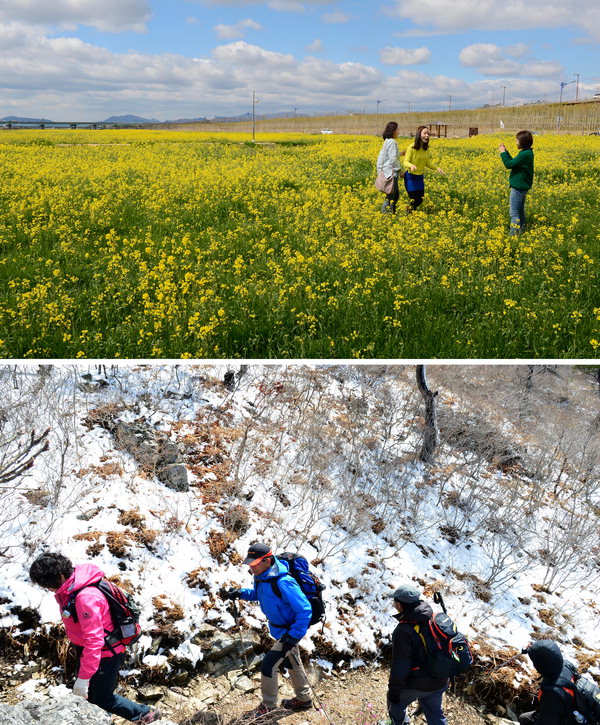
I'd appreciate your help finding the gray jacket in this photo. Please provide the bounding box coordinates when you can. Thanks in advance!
[377,138,401,178]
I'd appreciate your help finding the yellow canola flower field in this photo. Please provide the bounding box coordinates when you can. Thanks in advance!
[0,129,598,358]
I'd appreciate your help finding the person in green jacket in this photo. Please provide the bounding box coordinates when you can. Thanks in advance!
[499,130,534,235]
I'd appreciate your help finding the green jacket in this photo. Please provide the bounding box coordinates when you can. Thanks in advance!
[500,147,534,190]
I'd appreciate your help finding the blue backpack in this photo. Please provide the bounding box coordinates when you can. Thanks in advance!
[270,552,325,626]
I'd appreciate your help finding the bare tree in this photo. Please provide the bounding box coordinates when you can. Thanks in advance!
[416,365,439,463]
[0,428,50,486]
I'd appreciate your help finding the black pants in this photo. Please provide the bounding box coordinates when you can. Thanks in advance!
[87,652,149,721]
[385,174,400,211]
[519,712,536,725]
[406,189,424,210]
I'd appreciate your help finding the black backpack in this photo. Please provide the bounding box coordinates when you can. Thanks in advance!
[67,578,142,649]
[412,611,473,678]
[270,552,325,627]
[553,662,600,725]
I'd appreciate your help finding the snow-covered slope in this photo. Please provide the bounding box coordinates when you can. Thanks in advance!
[1,363,599,694]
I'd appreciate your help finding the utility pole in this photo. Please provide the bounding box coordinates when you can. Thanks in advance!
[558,79,575,130]
[252,91,258,142]
[447,95,452,111]
[574,73,580,101]
[501,85,507,106]
[559,79,575,104]
[405,101,411,113]
[376,99,386,132]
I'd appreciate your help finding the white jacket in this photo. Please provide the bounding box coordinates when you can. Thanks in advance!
[377,138,401,178]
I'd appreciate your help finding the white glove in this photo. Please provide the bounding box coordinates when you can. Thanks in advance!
[72,677,90,698]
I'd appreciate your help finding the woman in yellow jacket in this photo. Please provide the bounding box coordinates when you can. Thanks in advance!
[403,126,444,212]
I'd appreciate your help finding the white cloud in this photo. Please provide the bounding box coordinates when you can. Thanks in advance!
[459,42,563,77]
[306,38,324,52]
[212,40,295,67]
[0,23,569,120]
[0,0,151,33]
[389,0,600,41]
[215,18,262,39]
[191,0,332,9]
[380,46,431,66]
[525,60,563,77]
[505,43,530,58]
[322,11,350,23]
[381,68,558,111]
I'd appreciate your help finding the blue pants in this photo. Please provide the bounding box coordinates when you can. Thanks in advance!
[88,652,149,721]
[509,187,528,235]
[388,686,448,725]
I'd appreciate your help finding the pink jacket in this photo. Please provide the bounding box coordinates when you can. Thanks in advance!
[55,563,125,680]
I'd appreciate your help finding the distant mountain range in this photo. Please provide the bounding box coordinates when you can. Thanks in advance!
[103,114,161,124]
[1,115,53,123]
[2,111,313,125]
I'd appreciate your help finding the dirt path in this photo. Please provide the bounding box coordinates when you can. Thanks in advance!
[167,666,495,725]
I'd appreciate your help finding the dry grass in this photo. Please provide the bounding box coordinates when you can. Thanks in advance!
[158,99,600,137]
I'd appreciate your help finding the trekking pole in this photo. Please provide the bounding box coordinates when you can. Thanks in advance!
[487,649,528,675]
[433,591,447,614]
[231,598,251,675]
[287,649,337,725]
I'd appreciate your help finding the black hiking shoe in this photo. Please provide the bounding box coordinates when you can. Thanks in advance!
[281,698,313,712]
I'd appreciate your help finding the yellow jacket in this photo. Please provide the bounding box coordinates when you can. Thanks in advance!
[402,144,438,175]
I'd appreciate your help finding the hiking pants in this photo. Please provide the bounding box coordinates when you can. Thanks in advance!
[388,685,448,725]
[87,652,150,721]
[260,639,311,708]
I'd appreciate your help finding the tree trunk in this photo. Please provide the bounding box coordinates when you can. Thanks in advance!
[416,365,439,463]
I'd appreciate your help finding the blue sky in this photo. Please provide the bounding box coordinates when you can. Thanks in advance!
[0,0,598,121]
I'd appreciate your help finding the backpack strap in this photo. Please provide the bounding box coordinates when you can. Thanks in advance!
[539,679,576,707]
[257,577,291,630]
[66,580,121,655]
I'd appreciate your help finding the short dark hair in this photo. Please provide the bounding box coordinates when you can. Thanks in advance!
[29,552,73,589]
[414,125,429,151]
[382,121,398,139]
[516,130,533,149]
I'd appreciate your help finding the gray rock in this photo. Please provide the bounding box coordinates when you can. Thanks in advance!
[203,634,238,661]
[233,675,256,693]
[190,623,219,644]
[136,684,165,702]
[203,632,261,662]
[113,421,189,492]
[0,696,111,725]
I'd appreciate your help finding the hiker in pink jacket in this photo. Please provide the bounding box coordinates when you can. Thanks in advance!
[29,552,160,723]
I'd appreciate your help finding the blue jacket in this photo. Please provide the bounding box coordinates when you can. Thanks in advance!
[240,557,311,641]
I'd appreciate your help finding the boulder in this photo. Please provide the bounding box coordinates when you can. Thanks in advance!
[113,421,189,491]
[0,696,111,725]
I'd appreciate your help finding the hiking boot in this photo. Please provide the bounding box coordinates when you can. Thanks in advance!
[242,704,278,720]
[281,697,313,712]
[138,710,161,723]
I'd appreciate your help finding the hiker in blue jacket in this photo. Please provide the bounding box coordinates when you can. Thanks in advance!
[387,583,448,725]
[520,640,576,725]
[220,542,313,718]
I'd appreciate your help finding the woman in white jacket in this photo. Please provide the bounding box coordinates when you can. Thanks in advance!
[377,121,403,214]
